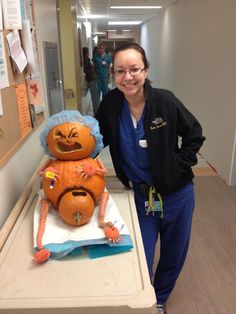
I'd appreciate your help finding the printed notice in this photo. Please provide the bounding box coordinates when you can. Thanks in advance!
[21,19,38,73]
[0,31,10,89]
[2,0,22,29]
[6,29,27,73]
[15,82,32,137]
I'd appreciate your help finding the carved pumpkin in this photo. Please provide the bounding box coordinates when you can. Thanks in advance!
[58,190,94,226]
[42,158,105,226]
[34,111,120,263]
[46,122,96,161]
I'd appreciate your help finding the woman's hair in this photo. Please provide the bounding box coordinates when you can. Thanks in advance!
[113,42,150,70]
[83,47,89,56]
[93,46,98,55]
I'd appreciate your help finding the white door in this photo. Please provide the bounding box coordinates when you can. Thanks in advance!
[43,42,64,115]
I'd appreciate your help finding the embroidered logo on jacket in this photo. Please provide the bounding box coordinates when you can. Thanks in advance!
[150,117,167,130]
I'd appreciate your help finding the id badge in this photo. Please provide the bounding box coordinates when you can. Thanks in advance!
[145,200,162,212]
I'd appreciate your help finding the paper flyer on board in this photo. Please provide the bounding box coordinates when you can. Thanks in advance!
[21,20,37,74]
[0,31,10,89]
[26,78,44,106]
[15,82,32,136]
[6,29,27,73]
[2,0,22,29]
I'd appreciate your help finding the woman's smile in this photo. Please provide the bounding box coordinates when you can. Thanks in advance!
[113,49,148,97]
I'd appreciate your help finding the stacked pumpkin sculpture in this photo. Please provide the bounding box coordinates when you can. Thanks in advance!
[33,111,120,263]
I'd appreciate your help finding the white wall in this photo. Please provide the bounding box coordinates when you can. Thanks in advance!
[141,0,236,185]
[0,0,59,228]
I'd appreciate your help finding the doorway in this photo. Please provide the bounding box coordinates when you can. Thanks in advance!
[43,42,65,115]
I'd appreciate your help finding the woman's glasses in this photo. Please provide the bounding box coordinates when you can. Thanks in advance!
[113,67,145,77]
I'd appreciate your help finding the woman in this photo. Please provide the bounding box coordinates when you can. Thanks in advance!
[95,43,205,314]
[82,47,100,114]
[92,43,112,99]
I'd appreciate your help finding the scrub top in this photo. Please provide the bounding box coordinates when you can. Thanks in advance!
[92,53,112,79]
[118,100,153,185]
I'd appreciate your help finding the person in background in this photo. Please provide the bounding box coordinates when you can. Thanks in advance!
[92,43,112,99]
[95,42,205,314]
[92,46,98,57]
[106,48,116,90]
[82,47,100,115]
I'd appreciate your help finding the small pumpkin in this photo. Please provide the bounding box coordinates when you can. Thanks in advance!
[58,189,95,226]
[46,122,96,160]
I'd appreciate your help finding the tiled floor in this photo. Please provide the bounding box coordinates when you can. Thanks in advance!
[192,153,217,176]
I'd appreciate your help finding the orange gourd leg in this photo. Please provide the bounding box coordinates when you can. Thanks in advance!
[98,191,109,228]
[98,191,121,243]
[33,198,51,263]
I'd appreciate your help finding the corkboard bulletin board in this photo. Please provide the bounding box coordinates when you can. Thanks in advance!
[0,2,44,168]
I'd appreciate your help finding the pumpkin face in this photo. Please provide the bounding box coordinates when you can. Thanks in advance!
[46,122,96,160]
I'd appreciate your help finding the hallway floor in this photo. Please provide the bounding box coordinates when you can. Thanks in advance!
[99,148,236,314]
[165,175,236,314]
[82,88,236,314]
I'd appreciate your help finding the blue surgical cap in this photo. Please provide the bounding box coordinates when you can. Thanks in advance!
[40,110,103,158]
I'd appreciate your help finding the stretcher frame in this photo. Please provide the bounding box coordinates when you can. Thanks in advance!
[0,158,156,314]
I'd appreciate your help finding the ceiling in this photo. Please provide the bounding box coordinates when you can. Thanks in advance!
[77,0,178,34]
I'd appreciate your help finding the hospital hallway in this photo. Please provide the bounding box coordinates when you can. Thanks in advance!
[0,1,236,314]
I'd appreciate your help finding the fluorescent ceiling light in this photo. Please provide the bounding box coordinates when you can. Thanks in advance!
[107,29,131,32]
[80,14,106,19]
[83,21,91,38]
[110,6,162,9]
[93,32,106,35]
[108,21,142,25]
[93,35,98,45]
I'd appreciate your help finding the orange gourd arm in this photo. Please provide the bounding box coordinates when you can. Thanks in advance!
[98,191,109,228]
[95,157,107,175]
[37,159,53,176]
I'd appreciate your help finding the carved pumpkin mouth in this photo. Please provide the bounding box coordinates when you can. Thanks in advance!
[56,142,82,152]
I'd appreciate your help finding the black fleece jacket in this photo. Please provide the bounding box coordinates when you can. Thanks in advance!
[95,82,205,195]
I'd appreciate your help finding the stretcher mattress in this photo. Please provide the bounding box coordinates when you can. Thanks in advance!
[0,176,156,314]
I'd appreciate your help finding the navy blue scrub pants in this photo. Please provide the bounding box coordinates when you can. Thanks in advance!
[133,182,195,305]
